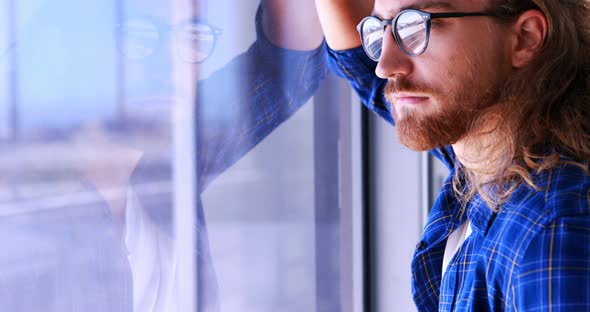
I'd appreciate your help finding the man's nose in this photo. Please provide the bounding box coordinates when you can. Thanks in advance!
[374,27,413,79]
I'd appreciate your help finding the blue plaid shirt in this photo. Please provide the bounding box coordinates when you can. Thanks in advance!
[327,45,590,311]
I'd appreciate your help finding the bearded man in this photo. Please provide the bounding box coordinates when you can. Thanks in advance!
[317,0,590,310]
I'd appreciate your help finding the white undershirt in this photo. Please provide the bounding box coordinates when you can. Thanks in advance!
[442,220,473,277]
[125,187,180,312]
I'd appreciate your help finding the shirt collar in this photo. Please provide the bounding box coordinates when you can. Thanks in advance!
[465,193,497,234]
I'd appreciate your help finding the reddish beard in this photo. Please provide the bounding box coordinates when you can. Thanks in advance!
[384,78,500,151]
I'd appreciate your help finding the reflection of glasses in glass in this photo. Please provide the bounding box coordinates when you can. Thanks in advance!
[357,9,493,60]
[117,19,222,63]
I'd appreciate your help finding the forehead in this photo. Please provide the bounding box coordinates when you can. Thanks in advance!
[373,0,488,17]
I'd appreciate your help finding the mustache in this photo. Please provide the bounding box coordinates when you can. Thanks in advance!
[383,79,436,102]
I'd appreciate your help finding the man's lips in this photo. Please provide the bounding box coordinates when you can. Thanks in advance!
[392,93,429,106]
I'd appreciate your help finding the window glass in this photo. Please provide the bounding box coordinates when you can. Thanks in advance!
[0,1,361,311]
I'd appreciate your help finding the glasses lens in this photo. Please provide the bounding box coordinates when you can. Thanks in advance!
[396,11,427,55]
[120,19,159,59]
[175,23,218,63]
[360,17,384,61]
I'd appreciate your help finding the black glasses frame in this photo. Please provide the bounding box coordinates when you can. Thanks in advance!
[357,9,493,59]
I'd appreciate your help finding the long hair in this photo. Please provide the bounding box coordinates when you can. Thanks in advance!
[454,0,590,210]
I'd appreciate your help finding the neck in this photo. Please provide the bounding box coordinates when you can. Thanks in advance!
[452,115,508,184]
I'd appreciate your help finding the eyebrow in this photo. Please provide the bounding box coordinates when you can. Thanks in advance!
[376,1,455,17]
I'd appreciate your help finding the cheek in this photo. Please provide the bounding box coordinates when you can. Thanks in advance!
[415,39,474,95]
[440,41,500,91]
[426,23,506,79]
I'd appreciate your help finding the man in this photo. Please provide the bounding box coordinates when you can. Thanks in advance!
[316,0,590,310]
[0,0,325,311]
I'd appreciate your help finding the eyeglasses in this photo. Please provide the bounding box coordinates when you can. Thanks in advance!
[117,18,222,63]
[357,9,493,60]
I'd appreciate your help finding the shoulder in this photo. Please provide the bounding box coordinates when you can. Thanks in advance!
[483,167,590,309]
[543,163,590,218]
[502,163,590,226]
[487,163,590,270]
[511,212,590,310]
[493,163,590,272]
[518,163,590,269]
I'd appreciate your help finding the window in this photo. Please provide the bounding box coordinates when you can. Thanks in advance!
[366,113,449,311]
[0,1,364,311]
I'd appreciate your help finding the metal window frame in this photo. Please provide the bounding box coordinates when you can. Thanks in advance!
[313,72,366,312]
[364,99,426,311]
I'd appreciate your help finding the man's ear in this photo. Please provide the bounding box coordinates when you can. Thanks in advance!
[510,10,548,68]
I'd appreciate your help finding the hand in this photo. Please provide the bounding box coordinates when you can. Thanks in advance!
[315,0,374,50]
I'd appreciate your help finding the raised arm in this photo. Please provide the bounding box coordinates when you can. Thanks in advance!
[196,2,327,191]
[314,0,392,124]
[315,0,374,50]
[261,0,324,50]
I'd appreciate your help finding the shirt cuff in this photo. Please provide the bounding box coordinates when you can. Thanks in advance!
[326,44,393,125]
[326,45,378,81]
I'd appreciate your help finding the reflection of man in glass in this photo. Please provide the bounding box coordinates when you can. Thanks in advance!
[121,1,326,311]
[0,0,325,311]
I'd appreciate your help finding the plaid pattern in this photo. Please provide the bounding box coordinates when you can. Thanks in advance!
[327,45,590,311]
